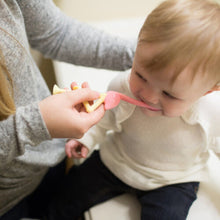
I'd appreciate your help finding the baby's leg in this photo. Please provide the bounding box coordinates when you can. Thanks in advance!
[136,182,199,220]
[47,151,127,220]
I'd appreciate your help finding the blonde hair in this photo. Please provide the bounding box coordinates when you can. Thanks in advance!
[139,0,220,84]
[0,51,16,120]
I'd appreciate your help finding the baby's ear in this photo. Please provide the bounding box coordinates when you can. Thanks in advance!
[212,83,220,91]
[204,83,220,96]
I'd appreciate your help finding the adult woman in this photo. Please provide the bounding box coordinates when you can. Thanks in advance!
[0,0,134,219]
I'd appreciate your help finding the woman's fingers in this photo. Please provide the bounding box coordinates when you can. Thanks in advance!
[68,88,100,106]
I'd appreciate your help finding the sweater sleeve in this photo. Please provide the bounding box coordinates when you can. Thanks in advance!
[0,102,51,165]
[17,0,135,70]
[199,92,220,159]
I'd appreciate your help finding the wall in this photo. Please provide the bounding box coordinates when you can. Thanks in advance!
[54,0,163,21]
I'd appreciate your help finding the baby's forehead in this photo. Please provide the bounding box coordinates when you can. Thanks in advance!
[136,40,218,83]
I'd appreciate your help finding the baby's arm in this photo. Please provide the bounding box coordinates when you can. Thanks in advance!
[65,139,89,159]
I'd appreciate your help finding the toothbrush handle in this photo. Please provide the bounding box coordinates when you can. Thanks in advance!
[119,93,147,106]
[119,93,159,111]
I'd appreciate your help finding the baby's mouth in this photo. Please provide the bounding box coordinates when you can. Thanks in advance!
[139,97,161,112]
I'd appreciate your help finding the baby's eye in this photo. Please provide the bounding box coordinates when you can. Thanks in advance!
[136,72,147,82]
[163,91,176,99]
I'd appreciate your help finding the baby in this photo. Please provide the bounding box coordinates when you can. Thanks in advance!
[49,0,220,219]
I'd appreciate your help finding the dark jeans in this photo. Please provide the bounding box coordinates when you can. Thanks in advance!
[48,151,199,220]
[0,159,66,220]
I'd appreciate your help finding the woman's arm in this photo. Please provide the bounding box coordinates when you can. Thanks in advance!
[0,89,105,166]
[17,0,135,70]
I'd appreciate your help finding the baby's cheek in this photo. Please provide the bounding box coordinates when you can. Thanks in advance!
[163,103,188,117]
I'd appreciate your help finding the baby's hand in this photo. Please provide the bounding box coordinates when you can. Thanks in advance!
[65,139,89,158]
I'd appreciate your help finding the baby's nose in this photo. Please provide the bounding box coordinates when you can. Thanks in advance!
[144,89,159,105]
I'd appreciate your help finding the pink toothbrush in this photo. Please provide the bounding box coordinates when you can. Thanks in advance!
[104,91,160,111]
[53,85,160,112]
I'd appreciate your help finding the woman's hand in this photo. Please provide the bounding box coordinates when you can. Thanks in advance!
[39,88,105,138]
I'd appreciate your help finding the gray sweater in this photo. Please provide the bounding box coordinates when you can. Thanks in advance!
[0,0,134,215]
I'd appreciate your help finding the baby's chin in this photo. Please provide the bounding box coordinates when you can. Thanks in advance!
[161,111,183,118]
[140,107,163,117]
